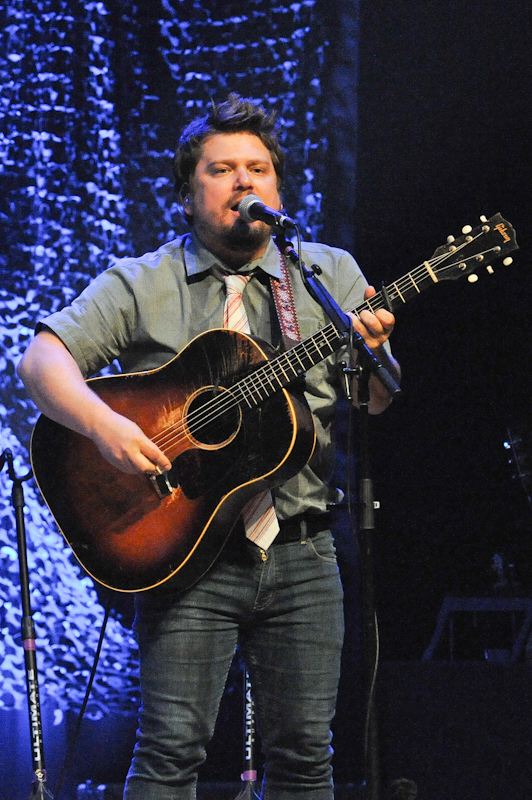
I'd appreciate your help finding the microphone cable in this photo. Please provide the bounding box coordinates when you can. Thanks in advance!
[52,603,111,800]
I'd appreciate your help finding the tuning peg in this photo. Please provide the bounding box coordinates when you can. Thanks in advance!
[447,235,455,243]
[486,266,494,274]
[461,225,473,234]
[468,274,479,283]
[503,257,513,266]
[480,215,488,223]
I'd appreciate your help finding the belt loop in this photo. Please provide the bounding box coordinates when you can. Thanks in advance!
[300,518,308,543]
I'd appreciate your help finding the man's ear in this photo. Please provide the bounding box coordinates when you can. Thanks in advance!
[180,183,193,212]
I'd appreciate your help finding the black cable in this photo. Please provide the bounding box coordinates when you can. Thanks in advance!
[52,603,111,800]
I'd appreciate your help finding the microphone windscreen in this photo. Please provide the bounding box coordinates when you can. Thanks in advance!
[238,194,262,222]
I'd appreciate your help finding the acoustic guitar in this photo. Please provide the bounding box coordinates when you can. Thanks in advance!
[30,213,517,592]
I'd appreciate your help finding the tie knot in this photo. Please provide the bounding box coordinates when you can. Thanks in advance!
[223,273,250,296]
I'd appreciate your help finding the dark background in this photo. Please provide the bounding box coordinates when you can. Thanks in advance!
[352,0,532,659]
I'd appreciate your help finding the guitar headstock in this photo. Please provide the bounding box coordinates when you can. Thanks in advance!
[431,213,518,283]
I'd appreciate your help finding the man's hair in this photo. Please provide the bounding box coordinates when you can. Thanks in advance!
[173,93,285,223]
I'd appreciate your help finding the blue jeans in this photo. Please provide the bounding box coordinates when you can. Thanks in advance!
[123,527,344,800]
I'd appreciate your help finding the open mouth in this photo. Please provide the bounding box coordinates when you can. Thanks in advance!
[230,202,251,222]
[230,195,252,214]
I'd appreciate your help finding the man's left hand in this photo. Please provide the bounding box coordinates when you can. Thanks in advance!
[347,285,395,351]
[347,285,400,413]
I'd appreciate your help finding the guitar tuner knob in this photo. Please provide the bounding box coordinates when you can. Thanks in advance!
[486,266,494,274]
[468,274,479,283]
[480,215,488,223]
[462,225,473,234]
[447,235,455,243]
[503,257,513,266]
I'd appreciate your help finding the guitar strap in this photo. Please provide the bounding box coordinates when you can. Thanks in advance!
[270,247,302,344]
[182,230,301,342]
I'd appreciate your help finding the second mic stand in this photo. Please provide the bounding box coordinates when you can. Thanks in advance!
[1,448,54,800]
[233,668,260,800]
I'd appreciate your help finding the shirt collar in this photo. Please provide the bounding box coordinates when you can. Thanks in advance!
[184,229,283,280]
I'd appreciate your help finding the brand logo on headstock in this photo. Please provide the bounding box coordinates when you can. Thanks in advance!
[495,223,511,243]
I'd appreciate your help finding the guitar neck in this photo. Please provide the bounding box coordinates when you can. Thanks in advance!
[233,211,518,408]
[233,264,434,408]
[233,322,344,409]
[355,262,439,316]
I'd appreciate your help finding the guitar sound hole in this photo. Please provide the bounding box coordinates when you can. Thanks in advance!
[184,386,241,448]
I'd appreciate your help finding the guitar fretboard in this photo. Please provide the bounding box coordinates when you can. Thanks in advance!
[225,211,517,410]
[231,261,436,408]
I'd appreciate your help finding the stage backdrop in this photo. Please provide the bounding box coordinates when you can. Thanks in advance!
[0,0,361,794]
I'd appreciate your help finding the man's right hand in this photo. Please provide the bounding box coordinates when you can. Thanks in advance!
[17,330,172,475]
[90,410,172,475]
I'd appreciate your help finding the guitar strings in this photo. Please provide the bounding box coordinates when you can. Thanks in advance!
[151,235,493,454]
[151,238,490,455]
[151,233,494,456]
[150,327,339,451]
[150,327,340,454]
[364,234,492,313]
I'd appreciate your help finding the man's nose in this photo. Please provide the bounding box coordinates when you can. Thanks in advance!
[234,167,253,188]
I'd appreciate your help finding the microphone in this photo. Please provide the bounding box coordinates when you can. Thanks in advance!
[238,194,297,230]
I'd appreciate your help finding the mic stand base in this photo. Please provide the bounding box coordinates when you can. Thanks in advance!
[233,784,261,800]
[29,780,54,800]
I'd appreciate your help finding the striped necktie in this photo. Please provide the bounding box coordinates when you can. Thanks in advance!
[222,273,280,549]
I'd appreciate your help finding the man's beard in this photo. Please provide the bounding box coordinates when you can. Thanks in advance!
[220,219,271,253]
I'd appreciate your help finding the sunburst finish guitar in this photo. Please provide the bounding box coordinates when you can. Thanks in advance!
[30,214,517,592]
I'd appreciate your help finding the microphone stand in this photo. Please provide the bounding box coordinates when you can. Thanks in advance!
[0,449,54,800]
[275,233,401,800]
[274,234,400,400]
[351,362,382,800]
[233,669,260,800]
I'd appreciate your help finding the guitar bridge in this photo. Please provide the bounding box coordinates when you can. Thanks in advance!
[147,469,178,499]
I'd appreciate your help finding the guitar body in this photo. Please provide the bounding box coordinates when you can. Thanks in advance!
[30,329,316,592]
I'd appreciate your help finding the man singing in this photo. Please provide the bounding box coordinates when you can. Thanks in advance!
[18,93,398,800]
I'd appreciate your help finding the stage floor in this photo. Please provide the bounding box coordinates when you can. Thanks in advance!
[76,784,362,800]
